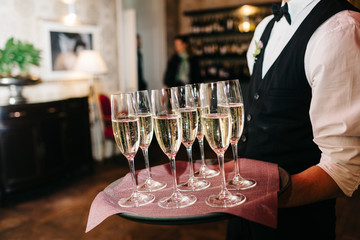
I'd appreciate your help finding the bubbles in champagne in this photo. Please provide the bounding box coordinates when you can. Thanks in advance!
[177,108,198,148]
[219,103,244,143]
[138,113,153,149]
[153,114,182,159]
[202,113,231,155]
[112,117,140,158]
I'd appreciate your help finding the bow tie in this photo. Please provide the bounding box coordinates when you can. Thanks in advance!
[272,2,292,25]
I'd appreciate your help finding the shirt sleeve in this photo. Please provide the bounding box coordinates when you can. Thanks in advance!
[305,11,360,197]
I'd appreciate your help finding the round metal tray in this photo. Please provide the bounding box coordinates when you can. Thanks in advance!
[118,167,291,225]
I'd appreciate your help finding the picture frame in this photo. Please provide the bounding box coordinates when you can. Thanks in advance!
[40,21,99,80]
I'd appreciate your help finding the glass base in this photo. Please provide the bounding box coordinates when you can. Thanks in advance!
[206,192,246,208]
[194,164,220,178]
[178,177,210,191]
[137,178,167,192]
[118,192,155,208]
[158,191,197,209]
[227,176,257,190]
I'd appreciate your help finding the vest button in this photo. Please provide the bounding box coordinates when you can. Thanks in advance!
[254,93,259,100]
[241,135,247,142]
[246,114,252,122]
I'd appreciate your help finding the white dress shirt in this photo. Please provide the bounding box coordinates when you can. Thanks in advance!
[247,0,360,197]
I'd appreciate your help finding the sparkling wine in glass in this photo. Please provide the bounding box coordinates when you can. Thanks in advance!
[171,85,210,191]
[200,82,246,207]
[132,90,167,192]
[188,83,220,179]
[151,88,197,209]
[223,79,256,190]
[111,92,155,207]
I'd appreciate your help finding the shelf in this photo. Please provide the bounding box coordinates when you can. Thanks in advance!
[187,31,254,38]
[184,3,273,85]
[195,54,247,60]
[184,2,275,16]
[203,76,250,82]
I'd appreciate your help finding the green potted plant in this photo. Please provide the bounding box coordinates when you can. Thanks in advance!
[0,37,41,78]
[0,38,42,104]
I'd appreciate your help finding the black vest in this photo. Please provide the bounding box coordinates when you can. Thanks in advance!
[243,0,358,175]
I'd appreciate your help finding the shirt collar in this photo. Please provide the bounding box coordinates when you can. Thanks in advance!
[282,0,317,23]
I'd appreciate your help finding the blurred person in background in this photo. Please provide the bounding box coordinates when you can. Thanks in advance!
[163,35,202,87]
[137,34,148,90]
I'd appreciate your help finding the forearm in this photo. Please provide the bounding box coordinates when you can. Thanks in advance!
[278,165,343,208]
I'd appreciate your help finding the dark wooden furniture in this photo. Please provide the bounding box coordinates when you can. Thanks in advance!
[0,97,93,200]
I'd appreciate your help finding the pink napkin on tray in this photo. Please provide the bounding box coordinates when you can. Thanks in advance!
[86,158,279,232]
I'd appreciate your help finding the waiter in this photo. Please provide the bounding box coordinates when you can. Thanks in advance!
[227,0,360,239]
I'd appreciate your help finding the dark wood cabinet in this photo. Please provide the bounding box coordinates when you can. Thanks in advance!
[0,97,93,199]
[63,98,93,171]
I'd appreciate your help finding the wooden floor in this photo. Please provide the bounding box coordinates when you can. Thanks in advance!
[0,152,359,240]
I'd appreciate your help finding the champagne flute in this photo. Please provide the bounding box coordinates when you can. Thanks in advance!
[111,92,155,207]
[171,86,210,191]
[224,79,257,190]
[200,82,246,207]
[132,90,167,192]
[188,83,220,179]
[151,88,197,209]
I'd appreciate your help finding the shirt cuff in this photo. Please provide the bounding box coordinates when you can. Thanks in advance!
[317,154,360,197]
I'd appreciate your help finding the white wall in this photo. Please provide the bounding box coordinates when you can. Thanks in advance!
[118,8,138,92]
[122,0,167,91]
[0,0,119,105]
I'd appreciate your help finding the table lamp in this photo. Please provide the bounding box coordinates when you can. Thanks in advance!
[74,50,108,161]
[74,50,108,94]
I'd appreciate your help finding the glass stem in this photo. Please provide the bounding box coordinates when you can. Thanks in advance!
[198,137,206,166]
[128,157,140,198]
[142,147,152,179]
[231,142,241,178]
[218,153,230,199]
[170,156,181,195]
[186,145,195,178]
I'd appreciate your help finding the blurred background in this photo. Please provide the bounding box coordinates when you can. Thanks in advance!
[0,0,359,239]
